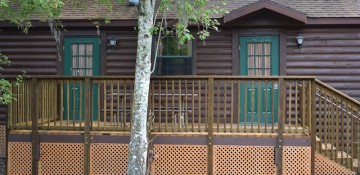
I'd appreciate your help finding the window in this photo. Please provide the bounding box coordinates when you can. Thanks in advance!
[155,36,192,75]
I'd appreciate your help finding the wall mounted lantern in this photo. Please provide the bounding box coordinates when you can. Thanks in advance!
[129,0,139,6]
[109,36,117,49]
[296,33,304,48]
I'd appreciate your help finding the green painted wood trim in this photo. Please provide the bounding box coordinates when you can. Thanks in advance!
[63,38,100,121]
[239,36,280,125]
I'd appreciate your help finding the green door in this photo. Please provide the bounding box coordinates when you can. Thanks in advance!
[239,36,279,125]
[63,38,100,121]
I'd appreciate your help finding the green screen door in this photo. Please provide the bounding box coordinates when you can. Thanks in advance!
[63,38,100,121]
[239,36,279,124]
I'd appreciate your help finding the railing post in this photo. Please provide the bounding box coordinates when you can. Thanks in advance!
[276,78,285,175]
[84,78,91,175]
[310,79,316,175]
[207,77,214,175]
[31,78,39,175]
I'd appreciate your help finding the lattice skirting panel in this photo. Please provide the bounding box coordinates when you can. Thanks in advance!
[283,146,311,175]
[315,153,355,175]
[213,146,276,175]
[151,144,208,175]
[39,143,84,175]
[90,143,128,174]
[8,142,32,175]
[0,125,6,158]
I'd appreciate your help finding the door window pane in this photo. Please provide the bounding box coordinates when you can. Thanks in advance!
[247,42,271,76]
[71,43,93,76]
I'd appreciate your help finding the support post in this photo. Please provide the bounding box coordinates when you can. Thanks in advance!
[84,78,91,175]
[310,79,316,175]
[31,78,39,175]
[207,77,214,175]
[276,78,285,175]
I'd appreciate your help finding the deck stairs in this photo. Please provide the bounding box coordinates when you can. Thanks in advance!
[314,79,360,174]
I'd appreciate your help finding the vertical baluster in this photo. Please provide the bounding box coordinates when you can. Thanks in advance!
[257,80,260,133]
[324,92,329,158]
[124,80,127,129]
[251,80,254,133]
[130,79,134,128]
[159,80,162,131]
[295,81,298,133]
[224,80,227,132]
[205,80,208,132]
[288,80,292,133]
[231,80,234,133]
[178,80,182,132]
[272,80,275,133]
[341,101,345,165]
[302,80,306,134]
[79,79,83,128]
[110,80,114,129]
[150,80,155,131]
[103,80,106,130]
[237,80,241,133]
[116,80,120,129]
[60,80,63,129]
[244,80,247,132]
[346,102,351,168]
[166,80,169,132]
[185,80,188,131]
[198,80,201,132]
[172,80,175,132]
[335,95,339,163]
[97,80,100,129]
[318,89,323,153]
[192,80,195,132]
[66,80,70,127]
[331,92,335,160]
[264,80,268,133]
[216,80,220,132]
[72,80,76,129]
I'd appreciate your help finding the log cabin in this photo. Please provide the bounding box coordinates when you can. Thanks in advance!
[1,0,360,174]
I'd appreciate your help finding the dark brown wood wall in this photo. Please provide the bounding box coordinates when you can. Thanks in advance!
[0,31,57,122]
[196,30,233,75]
[286,29,360,101]
[0,31,58,75]
[106,31,137,75]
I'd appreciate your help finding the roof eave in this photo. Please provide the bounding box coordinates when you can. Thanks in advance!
[223,0,307,24]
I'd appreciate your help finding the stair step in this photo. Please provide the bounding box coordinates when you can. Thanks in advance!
[321,143,336,151]
[336,151,351,159]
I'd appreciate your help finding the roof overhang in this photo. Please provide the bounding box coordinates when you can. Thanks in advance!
[223,0,307,24]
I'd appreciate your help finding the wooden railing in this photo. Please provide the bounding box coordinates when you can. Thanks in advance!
[8,75,360,173]
[7,76,314,135]
[315,79,360,173]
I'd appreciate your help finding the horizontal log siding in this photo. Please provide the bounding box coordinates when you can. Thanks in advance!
[106,31,137,75]
[286,29,360,101]
[0,31,57,122]
[196,30,233,75]
[0,31,58,75]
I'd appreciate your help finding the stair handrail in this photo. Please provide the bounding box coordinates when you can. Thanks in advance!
[315,79,360,107]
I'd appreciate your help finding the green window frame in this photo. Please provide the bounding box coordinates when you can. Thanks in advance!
[154,36,193,75]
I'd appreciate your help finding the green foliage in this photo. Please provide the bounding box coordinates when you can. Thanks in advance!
[153,0,228,44]
[0,53,24,104]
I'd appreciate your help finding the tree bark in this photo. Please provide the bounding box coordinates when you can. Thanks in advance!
[126,0,154,174]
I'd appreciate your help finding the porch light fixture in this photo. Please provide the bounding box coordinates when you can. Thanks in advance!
[129,0,139,6]
[109,36,117,49]
[296,33,304,48]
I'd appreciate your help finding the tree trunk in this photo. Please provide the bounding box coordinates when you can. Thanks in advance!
[126,0,154,174]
